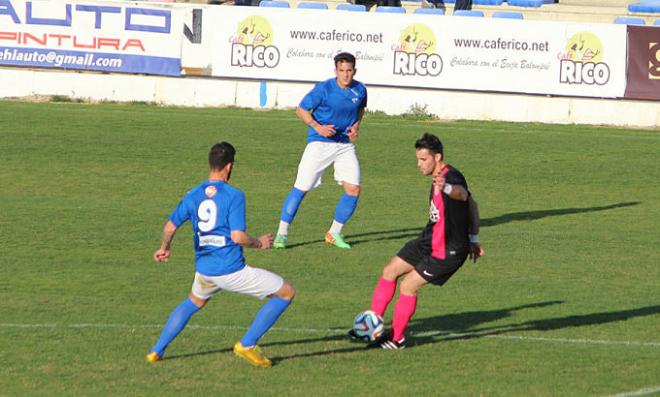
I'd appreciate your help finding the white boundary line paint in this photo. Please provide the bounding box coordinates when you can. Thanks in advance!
[1,323,659,347]
[604,386,660,397]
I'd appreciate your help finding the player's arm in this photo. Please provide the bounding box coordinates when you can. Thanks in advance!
[154,220,177,262]
[347,106,365,140]
[434,174,469,201]
[228,191,273,249]
[231,230,273,249]
[467,196,484,263]
[295,106,336,137]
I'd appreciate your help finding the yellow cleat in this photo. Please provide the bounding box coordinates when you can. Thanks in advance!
[146,352,162,364]
[233,341,272,367]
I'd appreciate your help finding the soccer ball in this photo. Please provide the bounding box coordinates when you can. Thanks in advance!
[352,310,384,342]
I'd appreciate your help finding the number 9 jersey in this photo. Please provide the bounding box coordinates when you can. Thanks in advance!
[168,180,247,276]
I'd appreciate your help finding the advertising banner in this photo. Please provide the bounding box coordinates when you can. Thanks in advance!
[624,25,660,100]
[188,7,627,98]
[0,0,183,76]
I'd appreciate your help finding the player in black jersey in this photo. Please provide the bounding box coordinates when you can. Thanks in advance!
[365,133,483,349]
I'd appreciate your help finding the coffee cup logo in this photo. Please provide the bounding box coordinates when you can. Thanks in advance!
[231,16,280,68]
[559,32,609,85]
[392,24,443,77]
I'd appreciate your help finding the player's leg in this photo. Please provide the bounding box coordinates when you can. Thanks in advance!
[217,265,294,366]
[375,255,467,349]
[275,188,306,248]
[370,239,424,317]
[239,281,295,349]
[370,256,415,317]
[368,271,426,350]
[147,275,213,362]
[326,144,360,248]
[276,142,332,248]
[388,271,427,345]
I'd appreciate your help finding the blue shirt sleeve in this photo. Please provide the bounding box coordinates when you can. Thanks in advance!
[228,191,247,232]
[299,83,324,111]
[168,198,190,228]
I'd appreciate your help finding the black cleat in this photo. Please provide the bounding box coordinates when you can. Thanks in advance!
[367,335,407,350]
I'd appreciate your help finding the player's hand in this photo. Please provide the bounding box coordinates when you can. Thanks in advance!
[154,248,171,262]
[347,124,360,140]
[315,124,336,137]
[469,243,485,263]
[258,233,273,249]
[433,174,445,187]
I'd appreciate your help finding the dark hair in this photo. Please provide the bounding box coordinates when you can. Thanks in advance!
[334,52,356,68]
[208,142,236,170]
[415,133,444,155]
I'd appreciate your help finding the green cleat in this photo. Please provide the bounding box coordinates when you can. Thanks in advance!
[325,232,351,249]
[273,234,287,249]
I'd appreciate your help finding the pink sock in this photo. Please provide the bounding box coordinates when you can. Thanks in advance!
[370,277,396,317]
[392,293,417,342]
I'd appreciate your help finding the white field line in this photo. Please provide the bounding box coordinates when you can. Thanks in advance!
[2,323,659,348]
[604,386,660,397]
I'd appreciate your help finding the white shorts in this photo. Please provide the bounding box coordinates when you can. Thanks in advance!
[191,265,284,300]
[293,141,360,191]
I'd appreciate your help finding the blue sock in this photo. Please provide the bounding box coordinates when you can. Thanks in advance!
[333,193,359,224]
[280,188,305,224]
[151,298,201,356]
[241,297,292,347]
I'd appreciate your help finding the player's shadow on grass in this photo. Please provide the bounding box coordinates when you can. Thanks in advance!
[268,336,370,364]
[163,334,357,363]
[408,300,564,334]
[269,301,563,362]
[479,201,640,228]
[164,347,232,362]
[286,227,421,249]
[409,303,660,347]
[286,201,640,249]
[165,302,658,363]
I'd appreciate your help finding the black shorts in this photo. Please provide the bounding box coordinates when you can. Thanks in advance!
[397,238,468,286]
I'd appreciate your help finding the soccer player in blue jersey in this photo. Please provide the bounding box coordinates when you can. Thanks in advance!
[146,142,295,367]
[274,52,367,249]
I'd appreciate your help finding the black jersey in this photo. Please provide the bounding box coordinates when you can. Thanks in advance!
[418,165,470,260]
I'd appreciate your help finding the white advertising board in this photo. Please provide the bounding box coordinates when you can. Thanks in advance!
[182,7,626,98]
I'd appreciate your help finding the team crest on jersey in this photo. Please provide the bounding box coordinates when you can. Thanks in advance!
[429,201,440,222]
[205,186,217,198]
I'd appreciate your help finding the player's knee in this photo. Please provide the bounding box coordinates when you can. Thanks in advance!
[382,256,412,280]
[188,293,208,309]
[399,279,420,296]
[400,270,427,295]
[381,263,399,280]
[344,183,360,196]
[276,281,296,300]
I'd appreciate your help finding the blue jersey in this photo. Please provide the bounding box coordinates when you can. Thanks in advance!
[299,78,367,144]
[168,180,246,276]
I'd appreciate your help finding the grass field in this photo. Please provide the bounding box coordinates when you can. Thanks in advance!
[0,100,658,397]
